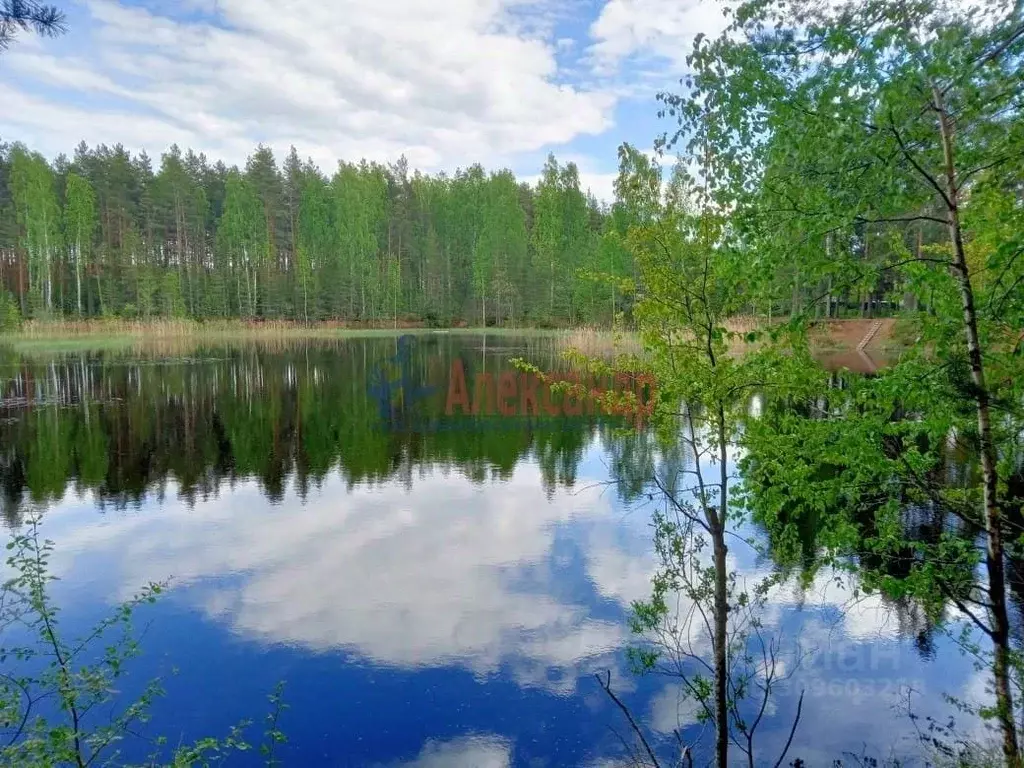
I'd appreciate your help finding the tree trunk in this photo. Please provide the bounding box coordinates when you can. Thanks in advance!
[75,236,83,317]
[825,234,834,318]
[19,246,26,316]
[933,82,1019,765]
[42,211,52,313]
[791,264,801,316]
[95,258,105,317]
[550,257,555,318]
[445,246,452,322]
[349,246,356,320]
[713,405,730,768]
[243,249,252,318]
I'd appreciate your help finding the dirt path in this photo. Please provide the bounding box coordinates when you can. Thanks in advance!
[809,318,899,351]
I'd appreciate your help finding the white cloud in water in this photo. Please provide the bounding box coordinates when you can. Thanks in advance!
[32,433,981,763]
[42,456,640,692]
[385,734,512,768]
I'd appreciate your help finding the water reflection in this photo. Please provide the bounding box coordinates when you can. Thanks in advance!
[0,336,606,519]
[387,734,513,767]
[0,337,988,765]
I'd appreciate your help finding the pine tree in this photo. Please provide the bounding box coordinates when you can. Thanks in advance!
[0,0,66,52]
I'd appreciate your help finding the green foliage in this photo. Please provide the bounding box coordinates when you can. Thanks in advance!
[2,142,620,327]
[0,338,627,516]
[9,144,61,317]
[580,138,811,767]
[659,0,1024,758]
[0,290,20,331]
[63,172,96,317]
[0,1,67,53]
[260,682,289,768]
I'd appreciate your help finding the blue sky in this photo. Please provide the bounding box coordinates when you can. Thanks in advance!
[0,0,730,200]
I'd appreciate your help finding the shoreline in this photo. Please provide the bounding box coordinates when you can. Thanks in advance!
[0,317,907,359]
[0,319,575,353]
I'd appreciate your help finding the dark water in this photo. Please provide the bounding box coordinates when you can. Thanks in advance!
[0,334,985,766]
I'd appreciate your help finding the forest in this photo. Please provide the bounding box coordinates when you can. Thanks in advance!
[0,137,920,331]
[0,141,633,326]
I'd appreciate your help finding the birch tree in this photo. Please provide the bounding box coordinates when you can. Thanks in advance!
[63,172,96,317]
[659,0,1024,759]
[10,146,60,315]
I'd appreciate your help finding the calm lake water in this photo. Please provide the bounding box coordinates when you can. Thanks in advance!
[0,334,988,766]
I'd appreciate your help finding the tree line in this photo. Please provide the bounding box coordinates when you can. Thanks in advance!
[0,141,639,326]
[0,135,938,332]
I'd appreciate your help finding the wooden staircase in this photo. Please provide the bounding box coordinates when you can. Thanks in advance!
[857,320,883,351]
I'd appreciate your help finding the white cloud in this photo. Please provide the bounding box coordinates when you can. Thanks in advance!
[769,571,907,642]
[0,0,743,192]
[586,537,655,607]
[22,427,989,765]
[387,734,512,768]
[587,0,730,77]
[648,683,704,734]
[41,457,636,692]
[1,0,616,173]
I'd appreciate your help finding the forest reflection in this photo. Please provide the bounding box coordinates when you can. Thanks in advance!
[742,373,1024,675]
[4,334,1014,663]
[9,336,1024,766]
[0,335,649,522]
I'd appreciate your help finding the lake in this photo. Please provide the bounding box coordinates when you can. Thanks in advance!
[0,334,987,766]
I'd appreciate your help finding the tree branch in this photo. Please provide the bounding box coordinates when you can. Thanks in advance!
[596,670,662,768]
[771,688,805,768]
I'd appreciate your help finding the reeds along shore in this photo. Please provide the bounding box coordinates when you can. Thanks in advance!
[0,319,627,357]
[553,317,775,359]
[5,318,441,339]
[1,317,903,361]
[554,327,645,358]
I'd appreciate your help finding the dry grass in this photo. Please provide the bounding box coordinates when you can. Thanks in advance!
[0,318,444,356]
[554,316,912,365]
[0,319,572,356]
[9,318,436,340]
[723,315,767,334]
[4,316,907,361]
[555,327,645,358]
[555,317,771,360]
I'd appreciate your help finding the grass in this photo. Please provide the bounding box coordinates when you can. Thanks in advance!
[0,316,908,359]
[553,317,786,360]
[3,318,583,339]
[554,327,644,358]
[0,318,583,356]
[8,317,433,339]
